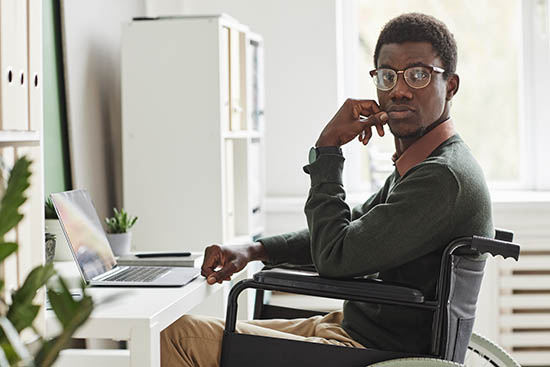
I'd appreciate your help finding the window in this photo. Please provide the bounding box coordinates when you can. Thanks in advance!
[342,0,550,192]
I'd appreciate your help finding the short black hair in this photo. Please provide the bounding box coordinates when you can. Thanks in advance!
[374,13,457,79]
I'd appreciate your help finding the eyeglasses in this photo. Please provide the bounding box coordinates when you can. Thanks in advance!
[369,65,445,91]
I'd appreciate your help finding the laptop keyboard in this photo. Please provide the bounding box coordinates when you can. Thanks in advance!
[103,266,170,282]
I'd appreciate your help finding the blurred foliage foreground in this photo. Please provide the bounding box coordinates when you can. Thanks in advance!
[0,157,93,366]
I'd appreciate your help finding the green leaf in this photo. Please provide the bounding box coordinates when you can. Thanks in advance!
[46,278,78,327]
[35,281,93,367]
[105,207,137,233]
[7,264,55,332]
[0,157,32,240]
[44,197,58,220]
[4,304,40,337]
[0,342,17,366]
[0,317,31,365]
[0,344,11,367]
[0,242,17,262]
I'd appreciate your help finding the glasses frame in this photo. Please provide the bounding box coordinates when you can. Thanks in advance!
[369,65,445,91]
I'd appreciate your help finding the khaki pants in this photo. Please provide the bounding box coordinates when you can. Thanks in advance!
[161,310,364,367]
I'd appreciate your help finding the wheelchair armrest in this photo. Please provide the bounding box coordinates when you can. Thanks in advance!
[495,228,514,242]
[253,268,424,303]
[471,235,520,260]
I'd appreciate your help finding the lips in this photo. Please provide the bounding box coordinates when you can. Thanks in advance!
[387,105,415,120]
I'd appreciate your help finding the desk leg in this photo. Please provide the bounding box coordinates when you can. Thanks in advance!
[129,322,161,367]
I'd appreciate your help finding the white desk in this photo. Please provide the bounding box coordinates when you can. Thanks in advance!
[47,262,223,367]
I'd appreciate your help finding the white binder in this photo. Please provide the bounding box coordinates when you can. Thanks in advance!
[0,0,29,130]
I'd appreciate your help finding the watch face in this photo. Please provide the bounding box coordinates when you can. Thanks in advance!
[308,147,317,164]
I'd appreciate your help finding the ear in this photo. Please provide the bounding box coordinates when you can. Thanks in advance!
[446,74,459,100]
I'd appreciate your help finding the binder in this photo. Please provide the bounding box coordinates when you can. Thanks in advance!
[25,0,44,277]
[0,0,29,130]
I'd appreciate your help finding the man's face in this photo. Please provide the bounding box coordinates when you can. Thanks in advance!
[376,42,450,138]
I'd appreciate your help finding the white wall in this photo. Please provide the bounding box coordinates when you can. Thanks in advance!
[62,0,146,218]
[177,0,345,200]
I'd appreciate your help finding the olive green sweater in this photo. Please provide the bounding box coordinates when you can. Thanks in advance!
[258,135,494,353]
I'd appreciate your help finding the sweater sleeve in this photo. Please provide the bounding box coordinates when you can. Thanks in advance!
[351,172,395,221]
[257,228,312,266]
[304,154,458,278]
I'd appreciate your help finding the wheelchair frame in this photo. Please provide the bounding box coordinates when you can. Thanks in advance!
[219,232,519,367]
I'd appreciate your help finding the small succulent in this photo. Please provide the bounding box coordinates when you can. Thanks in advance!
[104,208,138,234]
[44,197,57,219]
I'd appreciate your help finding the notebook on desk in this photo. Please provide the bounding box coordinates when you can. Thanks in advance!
[50,189,200,287]
[117,253,204,267]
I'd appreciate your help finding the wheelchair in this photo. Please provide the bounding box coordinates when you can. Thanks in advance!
[219,230,521,367]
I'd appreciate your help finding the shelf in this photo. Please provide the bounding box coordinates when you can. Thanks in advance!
[0,130,40,147]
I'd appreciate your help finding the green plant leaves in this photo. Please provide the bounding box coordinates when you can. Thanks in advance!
[0,317,31,366]
[0,346,10,367]
[104,207,138,234]
[0,156,96,366]
[0,157,31,241]
[6,264,56,333]
[44,198,57,220]
[0,242,17,263]
[35,279,93,367]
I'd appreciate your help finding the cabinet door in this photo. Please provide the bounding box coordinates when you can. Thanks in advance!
[221,26,231,132]
[224,139,235,241]
[0,0,29,130]
[229,28,245,131]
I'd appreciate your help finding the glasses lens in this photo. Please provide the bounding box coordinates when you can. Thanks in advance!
[404,67,431,88]
[373,69,396,91]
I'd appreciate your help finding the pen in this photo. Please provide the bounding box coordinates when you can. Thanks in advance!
[134,252,192,258]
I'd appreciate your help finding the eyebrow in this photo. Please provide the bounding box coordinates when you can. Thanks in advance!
[378,61,431,70]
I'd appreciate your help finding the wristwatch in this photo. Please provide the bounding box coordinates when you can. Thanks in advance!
[308,146,342,164]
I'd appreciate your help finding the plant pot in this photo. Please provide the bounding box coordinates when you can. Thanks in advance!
[45,235,56,263]
[106,232,132,257]
[45,219,73,261]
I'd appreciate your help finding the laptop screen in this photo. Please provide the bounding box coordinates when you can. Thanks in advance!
[51,190,117,281]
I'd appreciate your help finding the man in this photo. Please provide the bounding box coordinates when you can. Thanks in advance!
[161,12,493,366]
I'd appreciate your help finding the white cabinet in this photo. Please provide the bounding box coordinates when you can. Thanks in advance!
[121,15,265,253]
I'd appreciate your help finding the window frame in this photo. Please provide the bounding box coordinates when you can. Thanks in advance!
[339,0,550,194]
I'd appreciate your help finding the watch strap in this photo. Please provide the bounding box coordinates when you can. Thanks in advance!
[315,146,342,155]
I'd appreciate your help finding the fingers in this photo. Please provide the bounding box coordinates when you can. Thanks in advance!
[201,244,243,285]
[201,244,223,278]
[207,261,239,284]
[358,126,372,145]
[356,99,382,116]
[358,110,388,145]
[349,99,381,120]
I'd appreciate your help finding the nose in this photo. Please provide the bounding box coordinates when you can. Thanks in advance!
[389,73,413,100]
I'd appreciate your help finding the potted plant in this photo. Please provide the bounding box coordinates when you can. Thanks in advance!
[44,197,72,261]
[0,156,94,366]
[104,208,138,256]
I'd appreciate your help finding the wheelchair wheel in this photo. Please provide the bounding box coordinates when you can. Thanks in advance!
[368,332,520,367]
[368,357,461,366]
[463,332,520,367]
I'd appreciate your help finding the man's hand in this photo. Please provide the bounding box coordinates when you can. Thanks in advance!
[316,99,388,147]
[201,242,267,284]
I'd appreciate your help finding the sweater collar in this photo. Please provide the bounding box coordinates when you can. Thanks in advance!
[392,118,456,177]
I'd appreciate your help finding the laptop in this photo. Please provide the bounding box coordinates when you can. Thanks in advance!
[50,189,200,287]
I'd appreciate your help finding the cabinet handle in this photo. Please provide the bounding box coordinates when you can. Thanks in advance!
[33,73,39,88]
[20,70,24,86]
[7,68,13,84]
[232,105,242,113]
